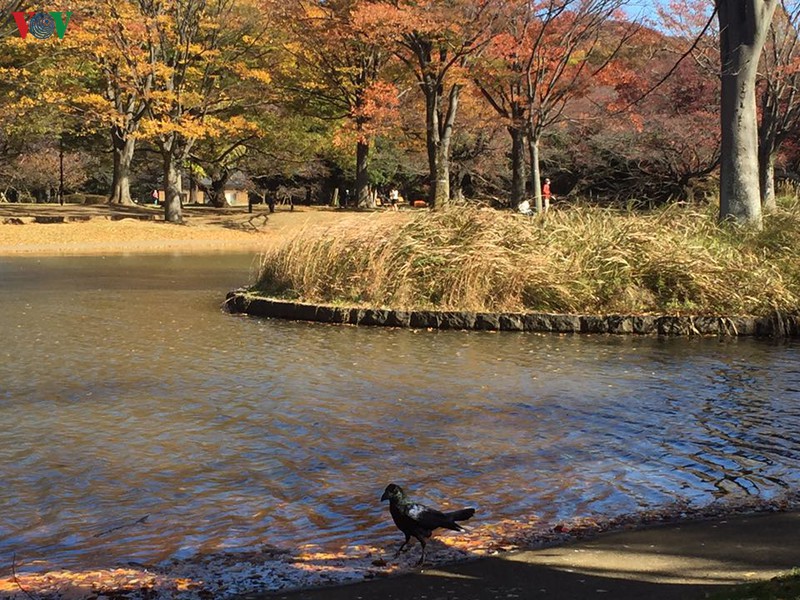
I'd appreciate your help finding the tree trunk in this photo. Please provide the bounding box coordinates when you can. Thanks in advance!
[509,124,526,205]
[452,171,465,203]
[207,170,229,208]
[109,126,136,205]
[759,144,778,213]
[528,135,542,213]
[424,80,460,209]
[163,155,183,223]
[189,170,200,205]
[425,89,439,207]
[58,136,64,205]
[434,140,451,207]
[757,80,780,214]
[356,139,371,207]
[717,0,777,229]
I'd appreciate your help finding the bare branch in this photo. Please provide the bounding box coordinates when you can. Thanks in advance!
[614,7,718,114]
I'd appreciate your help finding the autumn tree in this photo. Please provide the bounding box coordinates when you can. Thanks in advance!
[717,0,778,229]
[9,142,91,200]
[0,0,23,39]
[359,0,498,208]
[189,107,323,207]
[191,137,251,207]
[595,55,720,201]
[575,16,720,203]
[758,2,800,211]
[447,85,508,202]
[281,0,395,207]
[666,0,797,216]
[129,0,277,222]
[471,2,532,205]
[0,26,42,181]
[0,13,90,201]
[61,0,154,205]
[475,0,633,212]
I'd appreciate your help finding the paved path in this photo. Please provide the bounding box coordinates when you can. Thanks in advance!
[248,511,800,600]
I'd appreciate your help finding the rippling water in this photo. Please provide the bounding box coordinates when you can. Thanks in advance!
[1,254,800,573]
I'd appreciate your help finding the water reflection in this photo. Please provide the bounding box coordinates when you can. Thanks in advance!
[1,255,799,573]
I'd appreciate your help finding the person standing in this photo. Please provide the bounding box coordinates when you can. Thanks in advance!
[542,178,553,212]
[389,188,400,212]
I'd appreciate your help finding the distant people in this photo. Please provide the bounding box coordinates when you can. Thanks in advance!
[389,188,400,212]
[518,199,533,216]
[542,178,553,212]
[151,189,159,206]
[267,195,275,213]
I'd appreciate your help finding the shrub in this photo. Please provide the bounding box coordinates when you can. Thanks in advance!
[253,202,800,316]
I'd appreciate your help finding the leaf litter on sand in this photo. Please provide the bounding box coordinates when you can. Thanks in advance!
[3,491,799,600]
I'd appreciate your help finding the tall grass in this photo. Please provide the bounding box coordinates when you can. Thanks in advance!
[253,199,800,316]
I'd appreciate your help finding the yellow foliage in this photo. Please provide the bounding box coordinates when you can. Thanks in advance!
[232,63,273,85]
[73,92,114,112]
[14,96,38,109]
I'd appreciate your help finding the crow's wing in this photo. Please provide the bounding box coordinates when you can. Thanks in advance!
[406,502,457,530]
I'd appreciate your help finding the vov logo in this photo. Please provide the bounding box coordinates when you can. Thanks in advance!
[12,11,72,39]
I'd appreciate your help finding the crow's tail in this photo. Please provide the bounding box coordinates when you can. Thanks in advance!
[446,508,475,523]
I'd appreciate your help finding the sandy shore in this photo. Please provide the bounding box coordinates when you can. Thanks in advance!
[3,495,799,600]
[0,204,369,256]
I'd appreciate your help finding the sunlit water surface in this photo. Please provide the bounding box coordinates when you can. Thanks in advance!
[1,254,799,572]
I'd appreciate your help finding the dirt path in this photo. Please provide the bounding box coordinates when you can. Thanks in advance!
[271,511,800,600]
[0,204,372,256]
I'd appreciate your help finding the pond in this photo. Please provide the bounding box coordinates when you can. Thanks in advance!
[1,254,800,574]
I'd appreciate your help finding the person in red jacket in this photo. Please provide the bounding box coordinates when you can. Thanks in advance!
[542,178,552,212]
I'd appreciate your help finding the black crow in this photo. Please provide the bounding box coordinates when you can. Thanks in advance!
[380,483,475,566]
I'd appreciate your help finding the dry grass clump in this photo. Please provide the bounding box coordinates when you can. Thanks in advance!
[253,200,800,316]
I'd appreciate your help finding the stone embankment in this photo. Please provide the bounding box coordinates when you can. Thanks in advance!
[225,291,800,337]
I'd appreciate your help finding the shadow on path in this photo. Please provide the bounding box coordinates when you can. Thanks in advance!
[256,512,800,600]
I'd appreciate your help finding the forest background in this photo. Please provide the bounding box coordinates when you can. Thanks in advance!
[0,0,798,226]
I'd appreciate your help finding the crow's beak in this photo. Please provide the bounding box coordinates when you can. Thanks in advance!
[380,490,389,501]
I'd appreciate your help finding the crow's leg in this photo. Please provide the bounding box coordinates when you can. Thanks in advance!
[415,536,427,566]
[395,533,411,557]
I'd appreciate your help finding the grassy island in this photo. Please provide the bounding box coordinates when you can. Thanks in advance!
[252,200,800,317]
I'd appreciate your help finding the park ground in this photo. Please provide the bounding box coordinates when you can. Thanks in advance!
[268,510,800,600]
[0,203,375,256]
